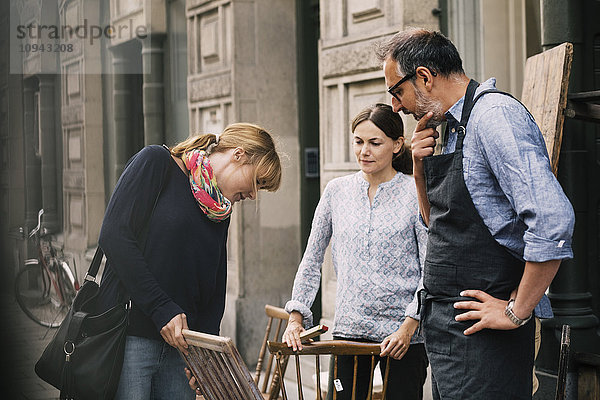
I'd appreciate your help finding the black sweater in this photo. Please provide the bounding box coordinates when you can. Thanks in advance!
[98,145,229,340]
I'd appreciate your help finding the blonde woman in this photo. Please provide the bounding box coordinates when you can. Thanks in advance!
[97,123,281,399]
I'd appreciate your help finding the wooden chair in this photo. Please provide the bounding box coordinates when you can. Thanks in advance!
[182,329,263,400]
[182,305,290,400]
[255,305,291,399]
[267,340,390,400]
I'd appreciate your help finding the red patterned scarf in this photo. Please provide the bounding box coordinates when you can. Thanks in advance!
[181,149,232,222]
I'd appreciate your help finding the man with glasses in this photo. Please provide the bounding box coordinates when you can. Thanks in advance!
[376,28,574,399]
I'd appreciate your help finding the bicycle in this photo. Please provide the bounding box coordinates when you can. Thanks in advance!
[15,209,80,328]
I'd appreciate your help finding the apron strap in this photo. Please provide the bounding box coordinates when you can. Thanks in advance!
[459,79,481,127]
[456,79,480,150]
[456,82,532,151]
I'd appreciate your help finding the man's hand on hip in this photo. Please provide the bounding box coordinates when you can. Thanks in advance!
[453,290,519,335]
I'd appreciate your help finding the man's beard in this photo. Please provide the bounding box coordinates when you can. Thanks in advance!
[413,87,445,128]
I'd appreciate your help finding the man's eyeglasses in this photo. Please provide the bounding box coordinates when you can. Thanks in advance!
[387,72,415,102]
[387,70,437,101]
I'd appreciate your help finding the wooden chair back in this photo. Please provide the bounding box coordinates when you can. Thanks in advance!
[255,305,290,399]
[268,340,390,400]
[520,42,573,174]
[181,329,263,400]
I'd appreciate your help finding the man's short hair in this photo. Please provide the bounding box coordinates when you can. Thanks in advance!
[376,28,464,79]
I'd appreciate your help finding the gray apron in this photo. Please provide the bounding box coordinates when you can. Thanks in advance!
[421,80,534,399]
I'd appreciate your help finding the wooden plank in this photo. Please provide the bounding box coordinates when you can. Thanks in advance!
[186,347,222,399]
[268,340,382,356]
[183,329,232,352]
[521,42,573,175]
[185,348,214,399]
[199,347,230,399]
[227,340,265,399]
[213,354,243,399]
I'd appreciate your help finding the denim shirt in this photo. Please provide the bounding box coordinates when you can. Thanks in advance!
[442,78,575,318]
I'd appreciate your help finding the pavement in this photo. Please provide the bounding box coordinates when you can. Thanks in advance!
[278,354,433,400]
[0,291,553,400]
[0,291,432,400]
[0,293,60,400]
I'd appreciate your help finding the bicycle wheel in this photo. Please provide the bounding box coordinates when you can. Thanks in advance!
[15,260,72,327]
[57,260,77,309]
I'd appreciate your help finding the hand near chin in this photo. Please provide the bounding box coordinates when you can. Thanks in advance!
[411,112,439,162]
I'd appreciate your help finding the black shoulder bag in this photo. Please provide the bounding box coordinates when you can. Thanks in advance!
[35,145,172,400]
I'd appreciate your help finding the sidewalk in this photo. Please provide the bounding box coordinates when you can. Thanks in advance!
[0,291,554,400]
[0,290,435,400]
[279,355,433,400]
[0,294,59,400]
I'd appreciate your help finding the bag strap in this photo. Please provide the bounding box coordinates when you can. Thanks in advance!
[65,311,87,346]
[85,145,173,282]
[60,311,87,400]
[83,247,104,281]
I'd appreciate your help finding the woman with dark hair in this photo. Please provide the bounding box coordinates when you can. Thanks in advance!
[283,104,428,399]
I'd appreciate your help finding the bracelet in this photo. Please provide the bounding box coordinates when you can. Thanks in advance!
[504,299,532,327]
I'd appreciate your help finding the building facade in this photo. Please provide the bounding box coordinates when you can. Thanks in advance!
[2,0,599,388]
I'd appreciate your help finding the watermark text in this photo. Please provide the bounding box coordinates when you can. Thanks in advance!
[16,19,148,46]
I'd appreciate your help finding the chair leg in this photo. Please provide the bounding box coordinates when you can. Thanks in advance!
[333,355,338,400]
[255,318,273,385]
[352,356,358,400]
[367,355,375,400]
[276,353,289,400]
[263,319,284,393]
[316,355,322,400]
[555,325,571,400]
[381,356,391,399]
[269,355,290,399]
[295,354,304,400]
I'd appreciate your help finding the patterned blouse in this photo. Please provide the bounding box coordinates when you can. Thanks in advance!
[285,171,426,342]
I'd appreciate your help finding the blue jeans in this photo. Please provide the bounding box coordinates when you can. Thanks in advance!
[114,335,195,400]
